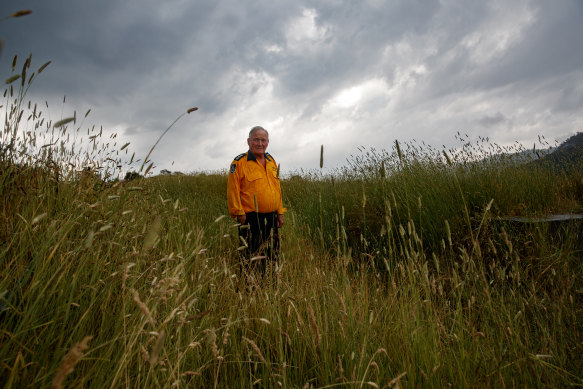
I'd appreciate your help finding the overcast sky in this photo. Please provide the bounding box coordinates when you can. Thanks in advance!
[2,0,582,175]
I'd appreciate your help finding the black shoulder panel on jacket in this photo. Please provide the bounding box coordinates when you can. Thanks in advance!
[234,153,246,161]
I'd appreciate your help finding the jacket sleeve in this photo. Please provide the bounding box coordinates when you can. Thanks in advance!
[277,189,286,215]
[227,161,245,217]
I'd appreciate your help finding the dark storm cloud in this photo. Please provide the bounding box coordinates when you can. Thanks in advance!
[466,4,583,90]
[1,0,582,173]
[268,0,442,98]
[420,2,583,100]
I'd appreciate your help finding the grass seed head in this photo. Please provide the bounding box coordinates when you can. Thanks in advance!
[132,289,155,327]
[5,74,20,84]
[11,10,33,18]
[308,304,321,348]
[205,328,219,359]
[51,336,92,389]
[149,331,165,366]
[53,117,75,129]
[242,336,267,365]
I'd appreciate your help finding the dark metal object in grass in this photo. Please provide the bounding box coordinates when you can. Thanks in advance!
[498,214,583,249]
[500,214,583,223]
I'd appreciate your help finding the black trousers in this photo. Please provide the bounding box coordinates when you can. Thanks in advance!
[239,211,279,274]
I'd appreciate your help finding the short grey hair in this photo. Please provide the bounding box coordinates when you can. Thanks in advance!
[248,126,269,139]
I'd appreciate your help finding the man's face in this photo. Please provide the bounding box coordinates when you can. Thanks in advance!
[247,130,269,156]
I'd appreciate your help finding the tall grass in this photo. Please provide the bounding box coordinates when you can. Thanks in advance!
[1,58,582,388]
[286,135,581,258]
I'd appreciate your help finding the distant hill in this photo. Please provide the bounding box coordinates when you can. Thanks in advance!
[535,132,583,171]
[474,132,582,172]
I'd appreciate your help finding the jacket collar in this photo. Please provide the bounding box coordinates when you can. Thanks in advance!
[247,151,271,162]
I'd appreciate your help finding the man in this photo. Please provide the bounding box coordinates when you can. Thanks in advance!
[227,126,286,275]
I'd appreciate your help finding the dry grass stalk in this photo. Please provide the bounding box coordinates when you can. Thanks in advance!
[51,336,92,389]
[242,336,268,366]
[142,215,162,251]
[282,361,287,384]
[122,263,134,289]
[222,317,231,346]
[339,295,347,316]
[140,346,149,362]
[149,330,165,366]
[327,286,348,317]
[337,354,346,382]
[132,289,155,327]
[288,300,304,327]
[308,303,321,349]
[205,328,219,359]
[361,347,387,383]
[387,371,407,388]
[337,320,346,339]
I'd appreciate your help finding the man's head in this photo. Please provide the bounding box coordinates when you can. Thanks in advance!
[247,126,269,157]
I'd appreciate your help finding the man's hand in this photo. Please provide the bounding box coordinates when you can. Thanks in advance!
[237,214,246,225]
[277,214,284,228]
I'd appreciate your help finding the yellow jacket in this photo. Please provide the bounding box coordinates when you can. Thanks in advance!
[227,151,286,216]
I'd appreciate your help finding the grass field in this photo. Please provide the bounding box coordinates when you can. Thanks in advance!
[1,57,582,388]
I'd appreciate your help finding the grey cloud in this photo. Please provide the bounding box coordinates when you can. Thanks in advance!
[477,112,507,128]
[1,0,581,173]
[553,75,583,113]
[426,2,583,96]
